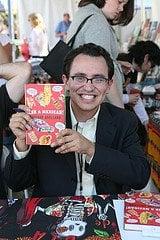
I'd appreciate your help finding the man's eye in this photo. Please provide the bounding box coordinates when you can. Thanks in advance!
[94,78,105,83]
[76,76,85,82]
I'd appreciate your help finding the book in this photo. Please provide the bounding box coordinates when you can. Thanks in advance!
[128,25,141,46]
[0,195,122,239]
[155,23,160,47]
[139,19,151,41]
[124,192,160,232]
[25,83,65,145]
[148,21,158,41]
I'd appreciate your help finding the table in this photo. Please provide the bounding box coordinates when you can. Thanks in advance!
[0,197,157,239]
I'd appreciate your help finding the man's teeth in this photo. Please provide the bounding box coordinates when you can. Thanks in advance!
[81,95,94,99]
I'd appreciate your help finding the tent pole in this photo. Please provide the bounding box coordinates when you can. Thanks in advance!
[8,0,16,61]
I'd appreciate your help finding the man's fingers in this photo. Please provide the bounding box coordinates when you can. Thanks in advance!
[55,142,76,154]
[11,112,32,124]
[57,128,74,138]
[58,146,77,154]
[18,104,30,113]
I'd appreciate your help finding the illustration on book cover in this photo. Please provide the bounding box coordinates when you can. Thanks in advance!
[25,83,65,145]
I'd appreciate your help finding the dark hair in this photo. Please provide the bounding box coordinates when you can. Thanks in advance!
[78,0,105,8]
[63,13,70,18]
[63,43,114,80]
[78,0,134,26]
[128,40,160,66]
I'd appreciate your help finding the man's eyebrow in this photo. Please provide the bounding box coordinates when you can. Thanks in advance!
[72,72,87,76]
[72,73,107,77]
[93,74,107,77]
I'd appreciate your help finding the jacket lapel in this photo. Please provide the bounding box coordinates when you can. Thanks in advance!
[96,103,117,147]
[65,100,117,171]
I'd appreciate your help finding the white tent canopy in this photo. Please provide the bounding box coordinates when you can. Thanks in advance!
[17,0,78,49]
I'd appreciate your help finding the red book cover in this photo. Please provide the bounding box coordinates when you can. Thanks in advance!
[25,83,65,145]
[124,192,160,231]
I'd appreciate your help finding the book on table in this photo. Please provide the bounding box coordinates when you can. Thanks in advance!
[25,83,65,145]
[123,192,160,233]
[0,195,122,239]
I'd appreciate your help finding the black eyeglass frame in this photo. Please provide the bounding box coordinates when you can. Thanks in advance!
[70,75,110,85]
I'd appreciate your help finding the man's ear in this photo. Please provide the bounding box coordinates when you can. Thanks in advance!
[144,54,149,64]
[105,79,113,94]
[108,79,113,87]
[62,74,67,84]
[62,74,69,90]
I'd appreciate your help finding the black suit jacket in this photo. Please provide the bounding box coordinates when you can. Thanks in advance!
[4,100,150,197]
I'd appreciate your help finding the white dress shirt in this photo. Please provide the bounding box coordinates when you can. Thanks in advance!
[70,104,100,196]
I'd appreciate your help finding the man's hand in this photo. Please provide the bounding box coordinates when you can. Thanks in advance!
[51,129,95,158]
[118,60,133,75]
[128,93,140,106]
[9,105,32,151]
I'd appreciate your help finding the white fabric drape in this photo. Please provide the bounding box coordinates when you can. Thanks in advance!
[17,0,78,49]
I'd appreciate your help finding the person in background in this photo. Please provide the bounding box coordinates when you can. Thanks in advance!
[28,13,48,57]
[67,0,135,108]
[5,43,150,197]
[55,13,71,42]
[0,61,31,198]
[0,18,12,62]
[117,40,160,146]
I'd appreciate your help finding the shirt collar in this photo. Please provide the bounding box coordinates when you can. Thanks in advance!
[70,102,100,129]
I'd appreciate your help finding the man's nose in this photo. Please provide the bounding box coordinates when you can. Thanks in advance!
[84,80,94,90]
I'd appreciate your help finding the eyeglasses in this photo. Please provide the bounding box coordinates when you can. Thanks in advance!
[70,75,109,85]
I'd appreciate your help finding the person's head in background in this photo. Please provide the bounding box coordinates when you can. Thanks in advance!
[128,40,160,73]
[28,13,45,30]
[0,18,9,34]
[63,13,70,23]
[62,43,114,119]
[78,0,134,26]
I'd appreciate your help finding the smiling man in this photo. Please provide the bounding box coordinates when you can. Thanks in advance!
[5,43,150,197]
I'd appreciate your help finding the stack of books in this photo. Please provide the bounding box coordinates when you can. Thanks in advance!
[123,192,160,238]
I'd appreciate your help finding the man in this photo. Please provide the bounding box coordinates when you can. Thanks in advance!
[5,43,150,197]
[118,40,160,83]
[117,40,160,146]
[0,61,31,198]
[55,13,71,41]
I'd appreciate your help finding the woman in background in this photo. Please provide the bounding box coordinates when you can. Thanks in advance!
[28,13,48,57]
[67,0,134,108]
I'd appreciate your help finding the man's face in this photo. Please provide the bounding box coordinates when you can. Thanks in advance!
[133,55,155,73]
[63,54,113,116]
[63,14,70,22]
[140,61,155,73]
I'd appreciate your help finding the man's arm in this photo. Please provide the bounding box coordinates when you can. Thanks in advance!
[106,78,124,108]
[0,62,31,103]
[0,43,10,64]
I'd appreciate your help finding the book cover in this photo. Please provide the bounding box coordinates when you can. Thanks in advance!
[139,19,151,41]
[128,25,141,46]
[149,21,158,41]
[0,195,121,239]
[124,192,160,231]
[155,23,160,47]
[25,83,65,145]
